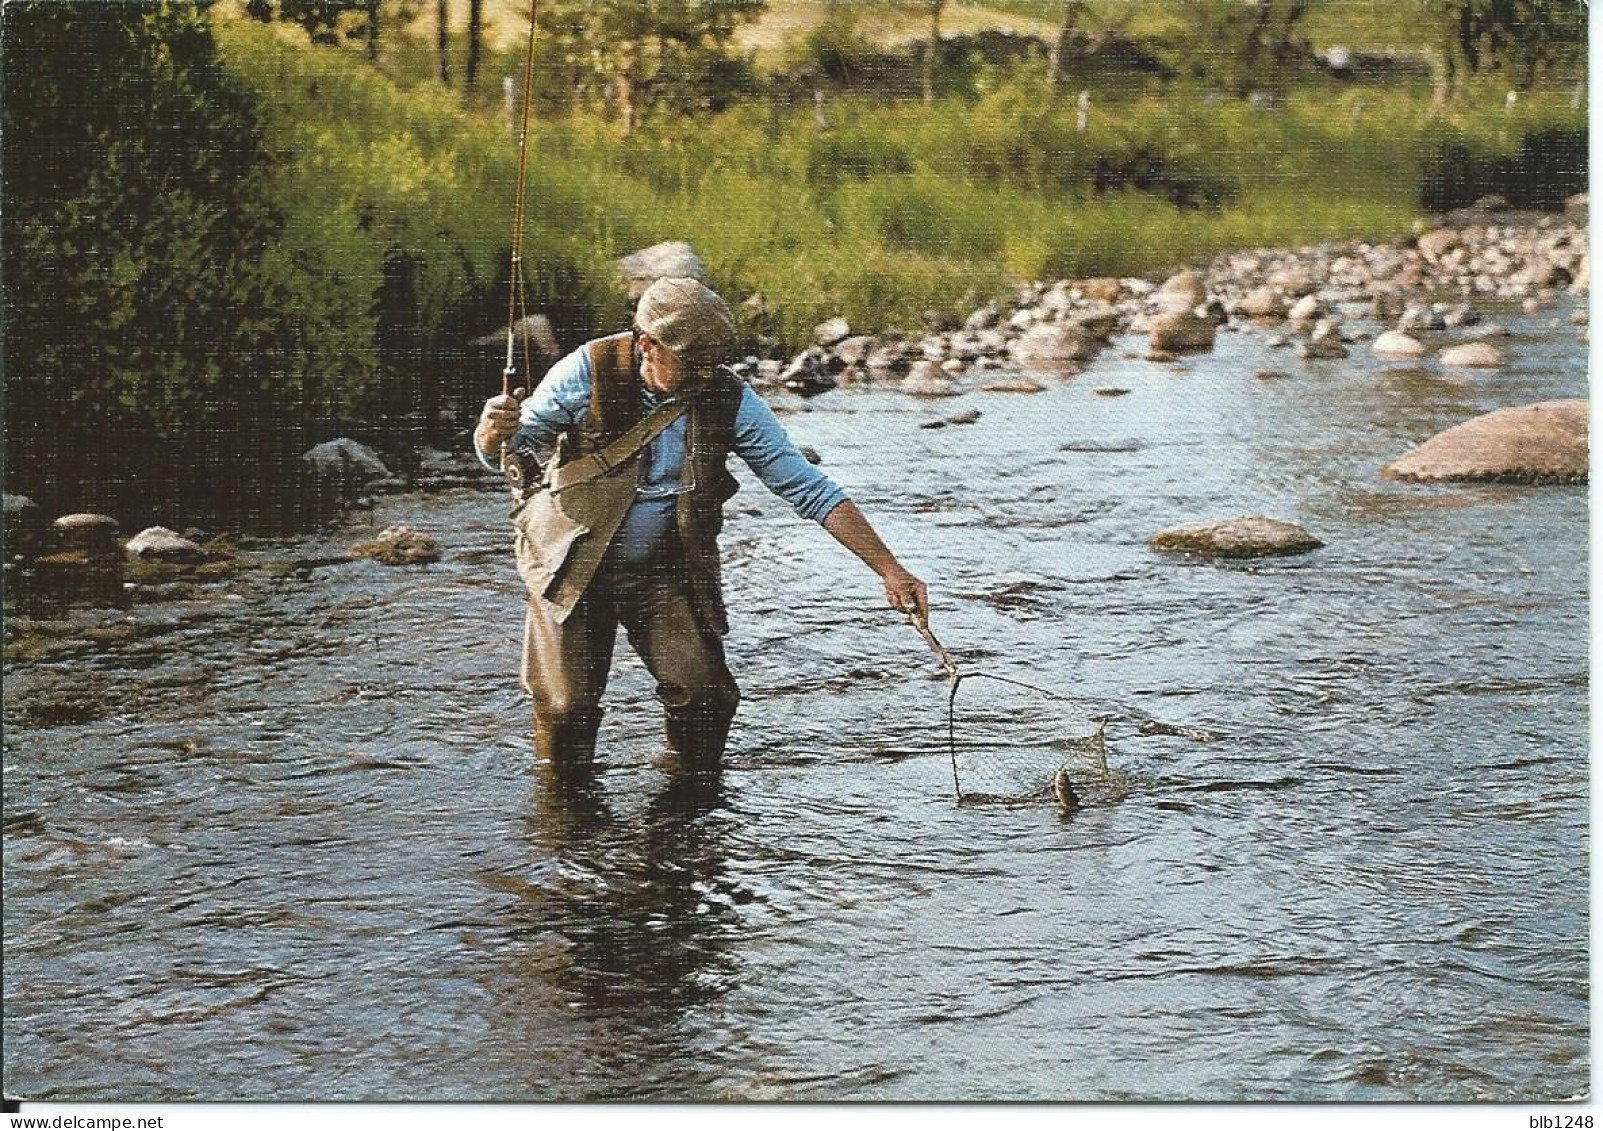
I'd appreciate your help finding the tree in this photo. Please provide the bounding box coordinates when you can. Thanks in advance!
[466,0,483,89]
[436,0,450,84]
[923,0,943,106]
[2,0,372,519]
[536,0,765,133]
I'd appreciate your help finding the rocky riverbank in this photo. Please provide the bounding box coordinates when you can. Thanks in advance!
[6,199,1589,624]
[746,196,1589,400]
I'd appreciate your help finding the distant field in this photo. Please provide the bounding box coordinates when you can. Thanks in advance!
[213,1,1456,73]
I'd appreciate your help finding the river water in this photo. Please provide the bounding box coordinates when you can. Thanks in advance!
[3,301,1589,1102]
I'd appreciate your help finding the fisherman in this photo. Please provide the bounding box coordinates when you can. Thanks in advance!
[475,276,928,771]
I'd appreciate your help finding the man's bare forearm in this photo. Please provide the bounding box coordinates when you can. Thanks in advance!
[821,500,929,618]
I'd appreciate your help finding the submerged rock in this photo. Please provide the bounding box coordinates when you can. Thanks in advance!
[1382,399,1588,485]
[1149,516,1323,559]
[1372,330,1426,357]
[1437,341,1506,368]
[349,525,442,565]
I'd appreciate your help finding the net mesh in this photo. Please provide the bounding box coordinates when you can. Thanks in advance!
[910,615,1122,808]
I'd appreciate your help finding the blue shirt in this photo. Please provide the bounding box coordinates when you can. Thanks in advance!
[477,345,847,562]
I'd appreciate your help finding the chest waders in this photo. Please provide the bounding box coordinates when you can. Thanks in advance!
[506,334,745,771]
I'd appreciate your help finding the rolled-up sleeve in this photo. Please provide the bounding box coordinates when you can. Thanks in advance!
[473,347,592,471]
[733,386,848,523]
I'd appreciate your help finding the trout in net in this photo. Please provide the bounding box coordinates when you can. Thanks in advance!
[909,614,1124,811]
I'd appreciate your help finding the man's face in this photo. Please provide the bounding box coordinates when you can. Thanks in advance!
[638,332,688,396]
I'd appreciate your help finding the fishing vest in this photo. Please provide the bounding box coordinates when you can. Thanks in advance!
[509,331,743,634]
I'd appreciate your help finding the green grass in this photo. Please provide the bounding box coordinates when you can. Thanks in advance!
[214,15,1585,356]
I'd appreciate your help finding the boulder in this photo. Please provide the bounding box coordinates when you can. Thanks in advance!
[1149,516,1323,559]
[1147,312,1216,353]
[471,314,559,358]
[349,524,442,565]
[1009,322,1101,365]
[813,316,851,347]
[618,241,706,299]
[4,495,43,556]
[1438,342,1505,368]
[1382,399,1587,485]
[302,439,392,485]
[899,361,961,397]
[126,526,204,561]
[1372,330,1426,357]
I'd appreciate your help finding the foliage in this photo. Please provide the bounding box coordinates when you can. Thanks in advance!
[534,0,766,126]
[2,0,374,522]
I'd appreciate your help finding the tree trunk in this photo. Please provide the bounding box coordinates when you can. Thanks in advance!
[1272,0,1308,64]
[466,0,482,90]
[436,0,450,86]
[1046,0,1083,89]
[1237,0,1274,97]
[365,0,379,63]
[923,0,943,106]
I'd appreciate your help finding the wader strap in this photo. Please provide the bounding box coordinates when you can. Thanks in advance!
[546,400,688,494]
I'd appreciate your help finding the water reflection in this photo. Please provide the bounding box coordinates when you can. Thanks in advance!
[487,762,739,1098]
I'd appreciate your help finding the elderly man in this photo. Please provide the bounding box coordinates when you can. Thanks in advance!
[476,276,928,770]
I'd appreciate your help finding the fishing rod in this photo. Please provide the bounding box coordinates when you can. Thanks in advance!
[503,0,541,400]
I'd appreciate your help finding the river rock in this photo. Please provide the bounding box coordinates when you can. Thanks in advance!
[618,241,707,298]
[1236,286,1282,318]
[1415,228,1460,263]
[349,524,441,565]
[1372,330,1426,357]
[813,316,851,347]
[1153,270,1208,314]
[1078,278,1123,304]
[1149,516,1323,559]
[963,303,1000,331]
[865,341,909,372]
[303,439,392,485]
[1148,312,1216,353]
[1382,400,1587,485]
[1438,342,1505,368]
[1009,322,1100,365]
[833,335,875,367]
[900,361,961,397]
[4,495,43,556]
[1069,304,1122,340]
[126,526,204,561]
[1267,264,1317,297]
[1286,294,1324,322]
[978,378,1045,393]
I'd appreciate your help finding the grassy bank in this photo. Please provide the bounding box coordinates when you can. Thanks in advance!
[220,15,1584,352]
